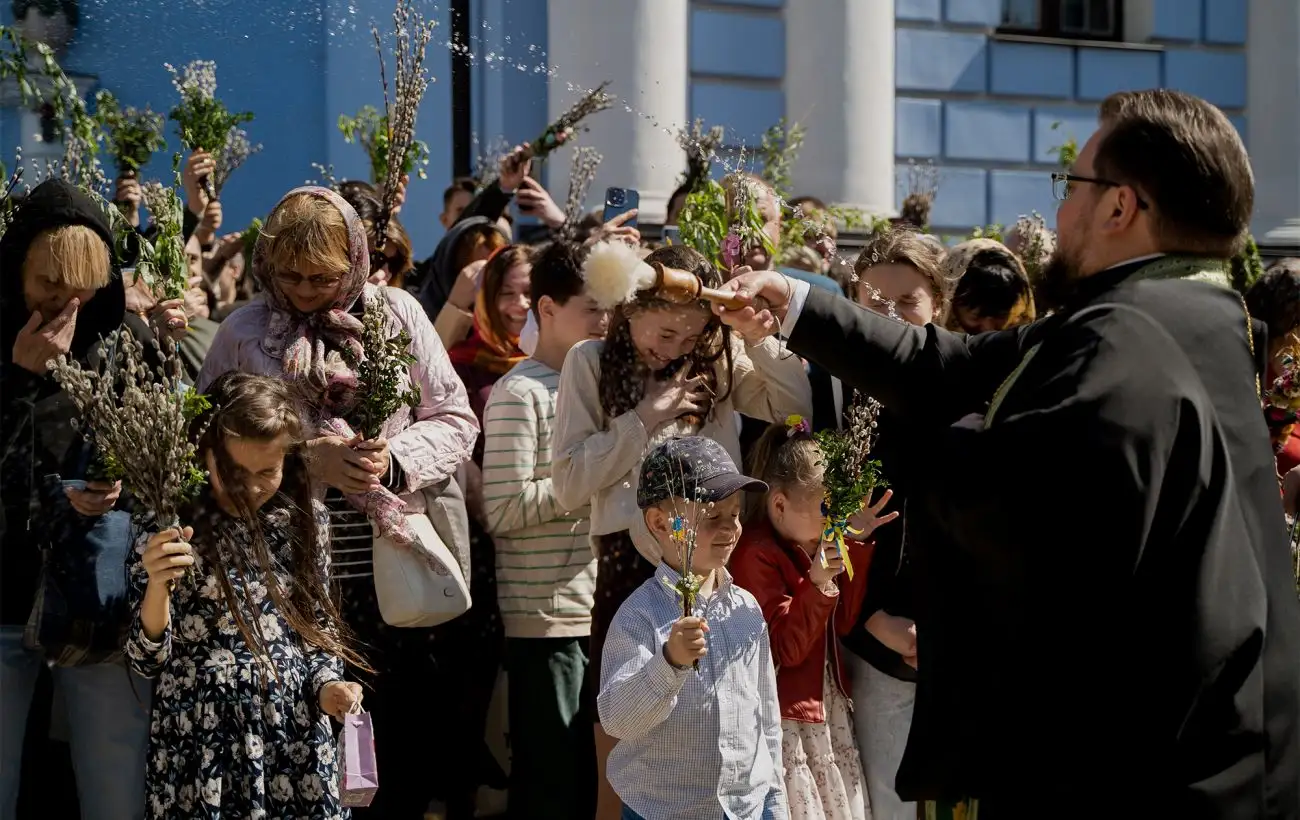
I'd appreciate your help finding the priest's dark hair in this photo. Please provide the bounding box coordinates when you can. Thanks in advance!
[1094,89,1253,256]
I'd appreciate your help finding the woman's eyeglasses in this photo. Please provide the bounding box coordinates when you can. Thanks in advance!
[271,270,344,290]
[1051,172,1149,209]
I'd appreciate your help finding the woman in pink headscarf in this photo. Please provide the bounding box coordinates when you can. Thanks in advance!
[198,187,494,818]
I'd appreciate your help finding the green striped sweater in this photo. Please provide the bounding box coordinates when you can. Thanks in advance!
[482,358,596,638]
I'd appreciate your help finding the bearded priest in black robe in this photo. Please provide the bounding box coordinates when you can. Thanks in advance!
[718,89,1300,819]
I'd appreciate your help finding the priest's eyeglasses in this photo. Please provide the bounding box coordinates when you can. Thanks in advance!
[1052,172,1149,209]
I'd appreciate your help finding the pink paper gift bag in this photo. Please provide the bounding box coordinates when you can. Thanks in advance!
[339,710,378,807]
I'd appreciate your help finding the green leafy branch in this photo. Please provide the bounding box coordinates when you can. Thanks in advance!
[93,89,166,177]
[338,104,430,184]
[1048,121,1078,169]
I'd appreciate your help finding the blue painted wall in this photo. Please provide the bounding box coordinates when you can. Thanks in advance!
[688,0,784,156]
[893,0,1249,236]
[1,0,454,258]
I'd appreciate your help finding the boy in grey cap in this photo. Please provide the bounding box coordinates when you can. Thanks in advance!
[597,436,789,820]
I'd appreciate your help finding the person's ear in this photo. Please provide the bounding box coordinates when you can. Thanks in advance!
[537,294,556,322]
[1103,185,1143,234]
[645,505,671,540]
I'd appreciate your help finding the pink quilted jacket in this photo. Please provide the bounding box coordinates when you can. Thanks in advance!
[197,284,479,515]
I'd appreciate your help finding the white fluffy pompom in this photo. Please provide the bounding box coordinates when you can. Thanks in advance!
[582,240,656,310]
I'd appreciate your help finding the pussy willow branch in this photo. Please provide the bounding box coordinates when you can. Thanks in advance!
[560,146,602,240]
[677,118,724,194]
[372,0,435,259]
[212,127,261,196]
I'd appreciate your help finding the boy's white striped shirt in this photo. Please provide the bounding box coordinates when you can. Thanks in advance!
[482,358,596,639]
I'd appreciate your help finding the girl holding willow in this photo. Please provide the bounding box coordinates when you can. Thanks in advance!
[127,372,364,818]
[552,243,812,818]
[197,186,480,817]
[731,418,898,820]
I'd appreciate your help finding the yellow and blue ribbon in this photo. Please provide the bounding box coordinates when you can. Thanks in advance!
[820,516,860,581]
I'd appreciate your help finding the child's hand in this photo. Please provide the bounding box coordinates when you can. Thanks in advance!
[665,616,709,668]
[636,368,709,430]
[808,542,845,588]
[142,526,195,589]
[848,488,899,539]
[319,681,364,721]
[865,611,917,661]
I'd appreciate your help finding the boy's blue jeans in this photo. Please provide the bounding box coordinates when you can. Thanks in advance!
[621,806,779,819]
[0,626,152,820]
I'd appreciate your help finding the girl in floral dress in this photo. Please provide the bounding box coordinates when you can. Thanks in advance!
[731,418,899,820]
[126,372,367,819]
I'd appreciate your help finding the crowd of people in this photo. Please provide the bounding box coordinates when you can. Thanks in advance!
[1,85,1298,820]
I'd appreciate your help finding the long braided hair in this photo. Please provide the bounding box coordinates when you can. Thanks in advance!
[597,244,735,425]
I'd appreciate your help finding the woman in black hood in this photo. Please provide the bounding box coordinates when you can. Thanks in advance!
[0,178,156,819]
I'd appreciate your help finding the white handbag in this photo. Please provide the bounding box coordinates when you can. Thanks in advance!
[371,509,471,628]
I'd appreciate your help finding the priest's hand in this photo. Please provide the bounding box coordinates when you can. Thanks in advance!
[713,269,794,340]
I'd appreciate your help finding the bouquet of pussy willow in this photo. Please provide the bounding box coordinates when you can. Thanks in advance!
[165,60,253,201]
[93,90,166,180]
[810,394,887,581]
[530,81,613,159]
[49,329,210,581]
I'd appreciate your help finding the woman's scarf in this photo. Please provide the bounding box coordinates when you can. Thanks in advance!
[448,291,527,376]
[251,186,420,553]
[251,186,369,407]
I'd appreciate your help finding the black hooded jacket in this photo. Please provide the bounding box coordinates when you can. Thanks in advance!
[0,179,128,625]
[414,215,511,321]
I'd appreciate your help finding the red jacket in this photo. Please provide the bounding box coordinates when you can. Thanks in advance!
[730,519,873,723]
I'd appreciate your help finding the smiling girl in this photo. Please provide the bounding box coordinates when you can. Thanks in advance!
[126,372,365,818]
[552,243,812,818]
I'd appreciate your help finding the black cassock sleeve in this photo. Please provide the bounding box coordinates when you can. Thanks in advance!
[788,286,1035,423]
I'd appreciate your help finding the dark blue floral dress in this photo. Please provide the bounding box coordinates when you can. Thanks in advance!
[125,502,347,819]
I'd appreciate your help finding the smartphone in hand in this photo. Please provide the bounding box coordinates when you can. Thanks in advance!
[603,187,639,228]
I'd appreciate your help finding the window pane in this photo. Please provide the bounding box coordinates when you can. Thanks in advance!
[1089,0,1115,33]
[1002,0,1040,28]
[1060,0,1086,32]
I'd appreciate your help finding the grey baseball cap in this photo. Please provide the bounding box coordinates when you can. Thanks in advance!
[636,436,767,509]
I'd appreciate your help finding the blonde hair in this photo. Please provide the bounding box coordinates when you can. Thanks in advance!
[745,422,825,523]
[260,192,351,277]
[23,225,111,291]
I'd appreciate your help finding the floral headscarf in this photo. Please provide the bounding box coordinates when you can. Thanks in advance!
[252,186,370,413]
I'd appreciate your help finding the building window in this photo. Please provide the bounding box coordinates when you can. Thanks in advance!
[1001,0,1121,41]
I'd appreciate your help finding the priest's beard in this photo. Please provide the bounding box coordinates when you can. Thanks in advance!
[1037,236,1089,313]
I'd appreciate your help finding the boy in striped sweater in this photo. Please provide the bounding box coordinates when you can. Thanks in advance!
[482,239,612,818]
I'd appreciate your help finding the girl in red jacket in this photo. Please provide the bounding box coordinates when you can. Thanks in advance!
[731,417,897,820]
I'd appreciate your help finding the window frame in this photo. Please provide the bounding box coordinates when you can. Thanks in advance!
[999,0,1124,43]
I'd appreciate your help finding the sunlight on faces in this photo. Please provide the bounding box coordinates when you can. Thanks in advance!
[855,263,936,327]
[746,188,783,271]
[21,226,110,322]
[628,304,710,371]
[645,494,744,575]
[206,433,291,517]
[539,292,609,351]
[497,262,532,337]
[185,234,204,281]
[768,482,827,546]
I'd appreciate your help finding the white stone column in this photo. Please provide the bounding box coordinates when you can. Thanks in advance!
[1247,0,1300,248]
[784,0,896,216]
[545,0,689,223]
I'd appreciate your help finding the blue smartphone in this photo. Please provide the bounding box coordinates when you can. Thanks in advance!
[603,187,639,228]
[661,225,681,246]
